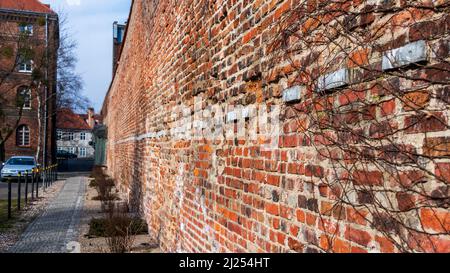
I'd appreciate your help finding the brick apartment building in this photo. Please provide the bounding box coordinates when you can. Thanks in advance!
[103,1,449,253]
[0,0,59,164]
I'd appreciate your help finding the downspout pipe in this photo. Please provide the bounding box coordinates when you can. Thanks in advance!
[43,13,49,169]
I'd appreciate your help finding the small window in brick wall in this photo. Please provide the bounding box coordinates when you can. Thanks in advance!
[18,59,33,73]
[16,125,30,147]
[17,87,31,109]
[18,23,33,35]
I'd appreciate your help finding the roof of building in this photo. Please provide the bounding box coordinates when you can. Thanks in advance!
[57,108,91,131]
[0,0,55,14]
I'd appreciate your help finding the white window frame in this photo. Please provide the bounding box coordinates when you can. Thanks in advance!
[79,148,87,158]
[68,147,76,154]
[80,132,86,141]
[17,125,30,147]
[18,60,33,73]
[18,87,32,109]
[67,132,74,141]
[19,24,33,35]
[57,130,63,140]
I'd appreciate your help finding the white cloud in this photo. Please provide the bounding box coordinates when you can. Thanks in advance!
[66,0,81,6]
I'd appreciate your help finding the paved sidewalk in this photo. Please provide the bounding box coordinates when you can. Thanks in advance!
[8,177,86,253]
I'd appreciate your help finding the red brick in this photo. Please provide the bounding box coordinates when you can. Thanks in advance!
[436,163,450,183]
[395,170,426,188]
[351,246,368,253]
[338,89,365,106]
[345,227,372,247]
[346,207,368,226]
[408,232,450,253]
[305,212,317,227]
[265,203,279,216]
[420,208,450,233]
[347,48,370,68]
[283,135,298,147]
[405,113,447,134]
[396,192,415,212]
[375,235,395,253]
[380,99,396,116]
[402,91,430,111]
[288,237,304,252]
[353,170,384,186]
[287,163,298,174]
[296,209,306,223]
[274,1,290,20]
[318,184,329,197]
[319,218,339,234]
[332,238,351,253]
[423,137,450,157]
[267,174,280,186]
[305,165,324,178]
[242,28,258,44]
[290,225,299,237]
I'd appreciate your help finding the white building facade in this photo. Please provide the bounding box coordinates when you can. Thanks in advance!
[56,108,98,159]
[56,129,95,158]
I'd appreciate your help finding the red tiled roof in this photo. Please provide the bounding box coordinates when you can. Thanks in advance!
[57,108,91,130]
[0,0,55,14]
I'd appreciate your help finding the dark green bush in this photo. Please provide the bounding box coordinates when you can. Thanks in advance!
[89,179,97,188]
[88,217,148,238]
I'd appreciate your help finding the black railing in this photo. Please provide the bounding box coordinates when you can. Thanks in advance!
[3,164,58,220]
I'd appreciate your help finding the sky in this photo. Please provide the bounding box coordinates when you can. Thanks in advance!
[43,0,131,113]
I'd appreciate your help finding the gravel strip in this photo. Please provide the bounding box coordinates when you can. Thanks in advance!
[8,177,85,253]
[0,180,65,253]
[77,179,160,253]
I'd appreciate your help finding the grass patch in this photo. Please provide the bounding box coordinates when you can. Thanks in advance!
[0,199,25,231]
[88,217,148,238]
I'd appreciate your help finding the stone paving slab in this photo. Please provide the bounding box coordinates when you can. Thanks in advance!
[8,177,85,253]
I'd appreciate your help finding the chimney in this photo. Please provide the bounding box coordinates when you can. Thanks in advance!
[88,107,95,128]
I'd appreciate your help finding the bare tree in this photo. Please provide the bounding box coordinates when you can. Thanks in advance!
[56,12,90,112]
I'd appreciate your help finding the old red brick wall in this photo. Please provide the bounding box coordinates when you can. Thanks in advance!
[104,0,450,253]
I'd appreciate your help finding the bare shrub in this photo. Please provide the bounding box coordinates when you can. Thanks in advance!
[90,166,118,212]
[96,177,116,201]
[104,208,148,253]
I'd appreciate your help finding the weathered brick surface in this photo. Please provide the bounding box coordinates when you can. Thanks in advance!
[103,0,450,253]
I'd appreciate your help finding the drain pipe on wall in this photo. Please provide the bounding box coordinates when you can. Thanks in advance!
[43,13,49,179]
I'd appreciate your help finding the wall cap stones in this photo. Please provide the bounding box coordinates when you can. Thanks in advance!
[283,85,304,103]
[382,40,428,70]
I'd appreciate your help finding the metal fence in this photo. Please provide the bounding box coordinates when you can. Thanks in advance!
[2,164,58,220]
[57,158,94,173]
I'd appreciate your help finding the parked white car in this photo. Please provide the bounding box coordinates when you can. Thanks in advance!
[1,156,38,181]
